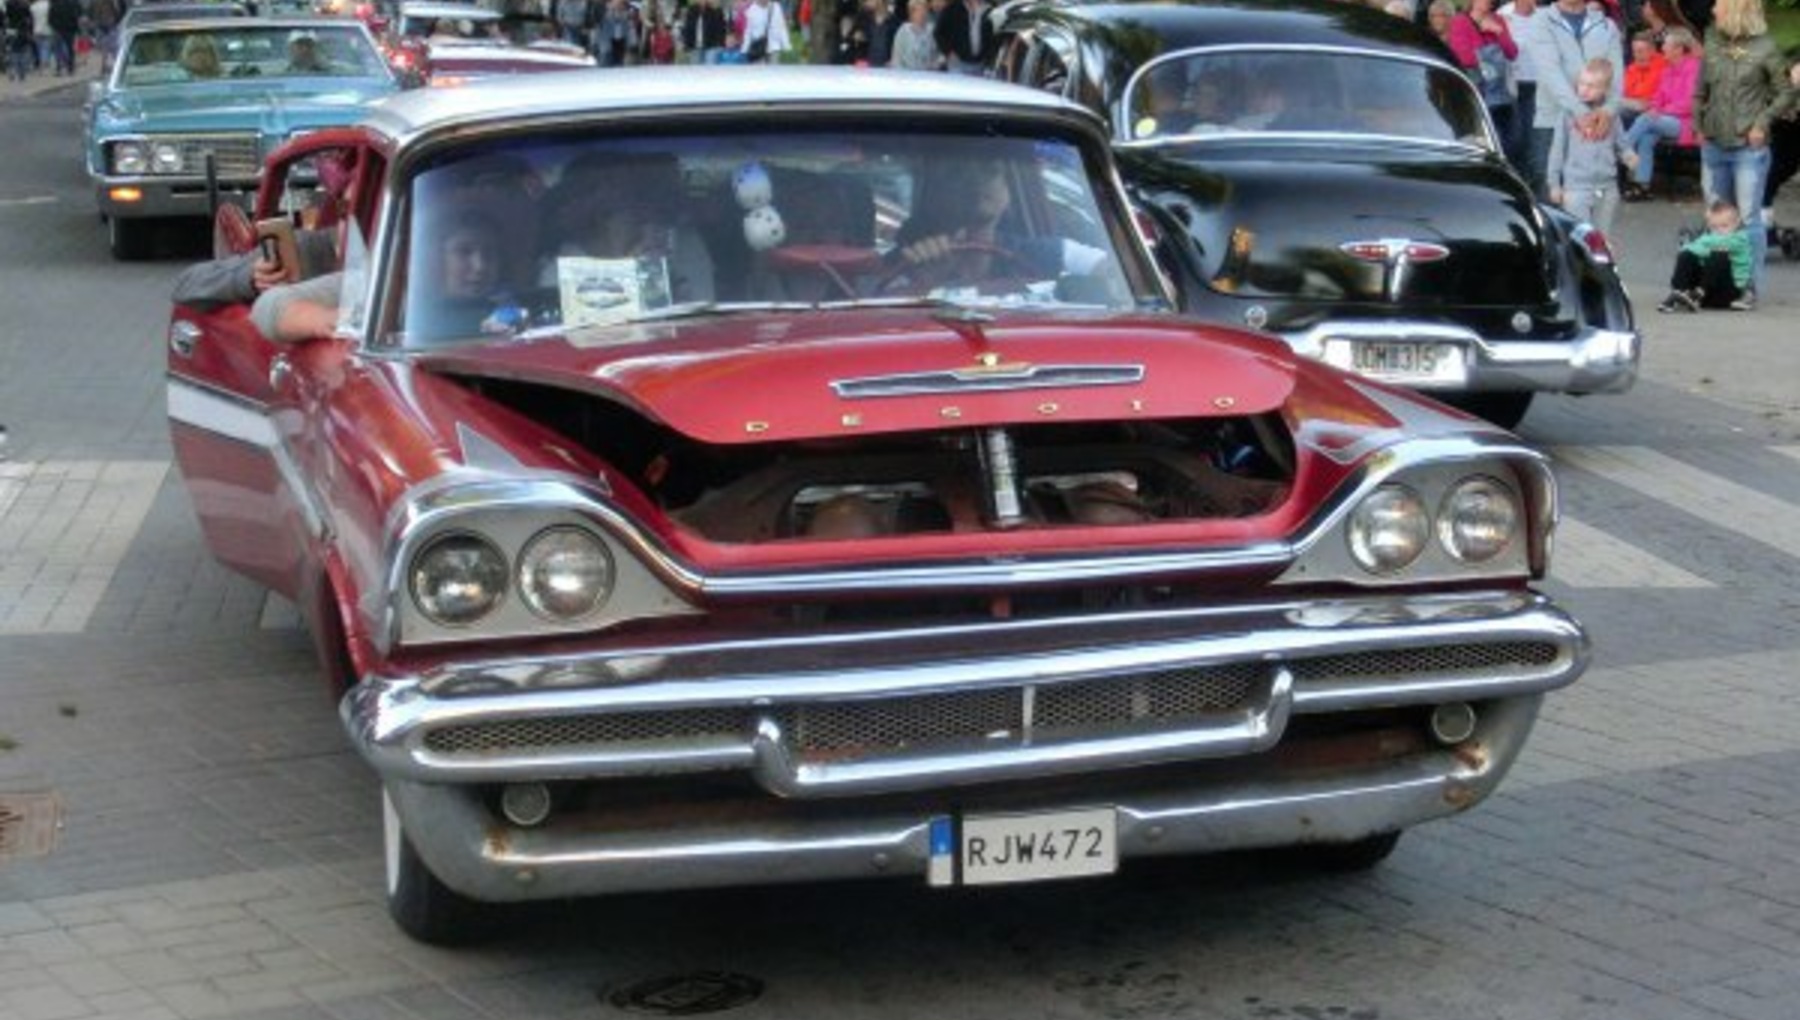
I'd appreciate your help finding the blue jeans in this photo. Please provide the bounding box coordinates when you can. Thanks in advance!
[1701,142,1772,292]
[1623,114,1681,186]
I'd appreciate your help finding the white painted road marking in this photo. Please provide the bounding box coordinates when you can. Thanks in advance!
[0,460,168,635]
[1555,445,1800,563]
[1550,516,1714,589]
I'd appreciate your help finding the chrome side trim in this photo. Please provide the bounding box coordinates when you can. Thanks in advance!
[832,364,1145,398]
[166,374,328,542]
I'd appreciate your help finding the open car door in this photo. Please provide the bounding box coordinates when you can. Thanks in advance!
[165,129,378,597]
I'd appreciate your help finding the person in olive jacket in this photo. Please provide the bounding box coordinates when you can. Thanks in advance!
[1693,0,1796,301]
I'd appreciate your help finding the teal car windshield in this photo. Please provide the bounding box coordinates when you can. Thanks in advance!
[394,130,1149,348]
[118,24,389,85]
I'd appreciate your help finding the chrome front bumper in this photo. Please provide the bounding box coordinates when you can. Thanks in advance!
[347,590,1587,901]
[1283,320,1641,396]
[93,175,257,219]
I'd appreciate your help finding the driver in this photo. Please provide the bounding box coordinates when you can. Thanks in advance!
[285,31,330,73]
[892,159,1110,286]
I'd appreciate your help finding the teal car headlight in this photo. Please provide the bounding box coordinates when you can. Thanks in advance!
[110,141,147,175]
[150,142,184,174]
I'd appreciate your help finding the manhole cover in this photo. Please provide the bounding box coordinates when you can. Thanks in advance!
[608,972,764,1016]
[0,792,62,862]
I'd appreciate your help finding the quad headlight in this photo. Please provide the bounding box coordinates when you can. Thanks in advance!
[110,141,147,175]
[409,533,508,626]
[517,526,614,621]
[1346,484,1430,574]
[150,141,184,174]
[1438,476,1519,563]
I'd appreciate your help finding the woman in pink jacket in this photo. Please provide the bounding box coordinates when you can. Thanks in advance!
[1447,0,1520,146]
[1621,27,1703,199]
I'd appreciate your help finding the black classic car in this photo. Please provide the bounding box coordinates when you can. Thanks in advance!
[990,0,1640,427]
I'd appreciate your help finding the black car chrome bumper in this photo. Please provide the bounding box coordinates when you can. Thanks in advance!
[346,590,1586,901]
[1282,320,1640,396]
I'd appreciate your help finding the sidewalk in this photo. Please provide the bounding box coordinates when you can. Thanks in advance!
[0,53,103,103]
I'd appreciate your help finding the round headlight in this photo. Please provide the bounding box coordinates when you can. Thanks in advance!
[112,141,147,175]
[1347,484,1430,574]
[150,142,183,174]
[1438,476,1519,563]
[410,533,508,626]
[517,527,614,621]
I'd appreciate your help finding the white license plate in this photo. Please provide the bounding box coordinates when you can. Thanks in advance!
[1329,340,1466,383]
[947,808,1118,886]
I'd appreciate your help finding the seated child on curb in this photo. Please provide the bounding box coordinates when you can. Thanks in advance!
[1548,58,1637,236]
[1658,200,1755,313]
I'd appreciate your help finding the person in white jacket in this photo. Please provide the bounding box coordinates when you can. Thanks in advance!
[741,0,791,61]
[1524,0,1622,199]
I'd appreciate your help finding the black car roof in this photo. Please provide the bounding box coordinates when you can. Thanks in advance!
[1033,0,1449,62]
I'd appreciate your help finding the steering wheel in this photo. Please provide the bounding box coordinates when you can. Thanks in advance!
[874,240,1031,297]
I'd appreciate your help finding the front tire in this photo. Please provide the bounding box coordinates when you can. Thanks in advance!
[1298,831,1403,873]
[384,790,492,945]
[107,215,152,261]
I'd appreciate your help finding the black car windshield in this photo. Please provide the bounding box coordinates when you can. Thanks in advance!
[119,24,388,84]
[1126,50,1491,148]
[394,130,1148,348]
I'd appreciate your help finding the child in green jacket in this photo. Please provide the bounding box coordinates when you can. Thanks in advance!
[1659,200,1756,312]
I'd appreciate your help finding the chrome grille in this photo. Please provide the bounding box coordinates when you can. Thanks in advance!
[1035,665,1263,731]
[424,709,747,755]
[158,134,261,178]
[780,689,1025,754]
[1288,642,1561,683]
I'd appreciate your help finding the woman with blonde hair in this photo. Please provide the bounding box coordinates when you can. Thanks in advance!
[178,34,221,78]
[1692,0,1794,308]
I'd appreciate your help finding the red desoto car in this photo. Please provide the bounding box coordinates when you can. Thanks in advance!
[165,68,1589,944]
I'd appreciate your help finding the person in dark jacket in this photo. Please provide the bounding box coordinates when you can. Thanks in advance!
[5,0,33,83]
[682,0,727,63]
[45,0,76,75]
[932,0,989,75]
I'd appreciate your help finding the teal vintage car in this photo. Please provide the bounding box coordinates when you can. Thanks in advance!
[85,17,399,259]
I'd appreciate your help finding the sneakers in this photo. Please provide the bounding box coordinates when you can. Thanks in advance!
[1729,290,1756,312]
[1657,289,1700,313]
[1622,182,1654,202]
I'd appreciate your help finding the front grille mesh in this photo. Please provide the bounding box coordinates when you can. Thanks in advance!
[1286,642,1560,683]
[416,642,1560,760]
[425,708,746,755]
[159,134,261,178]
[1035,664,1262,732]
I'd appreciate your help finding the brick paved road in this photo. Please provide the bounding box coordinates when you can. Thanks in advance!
[2,83,1799,1020]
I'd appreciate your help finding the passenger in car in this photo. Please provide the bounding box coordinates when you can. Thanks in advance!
[178,34,222,78]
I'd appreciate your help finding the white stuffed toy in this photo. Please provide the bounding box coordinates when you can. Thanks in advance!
[743,204,787,252]
[732,161,774,211]
[733,161,785,252]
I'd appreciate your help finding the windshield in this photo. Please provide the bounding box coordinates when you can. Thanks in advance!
[1125,50,1491,148]
[393,130,1149,348]
[119,24,388,84]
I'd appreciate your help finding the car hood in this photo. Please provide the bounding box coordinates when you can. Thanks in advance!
[1121,141,1553,309]
[94,79,396,133]
[412,308,1302,445]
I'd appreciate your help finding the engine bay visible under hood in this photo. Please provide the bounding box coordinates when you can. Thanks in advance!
[455,376,1297,546]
